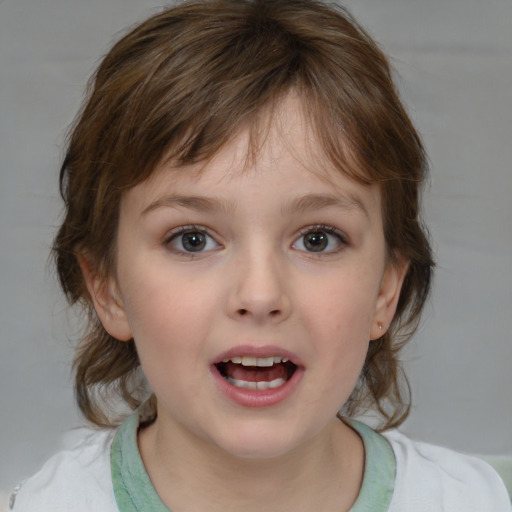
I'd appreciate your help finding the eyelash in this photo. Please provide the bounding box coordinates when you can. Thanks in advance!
[164,225,220,256]
[293,225,349,255]
[163,224,349,256]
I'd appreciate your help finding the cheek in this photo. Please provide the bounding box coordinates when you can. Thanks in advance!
[122,281,214,394]
[302,274,379,337]
[119,266,223,363]
[299,272,379,386]
[119,252,192,321]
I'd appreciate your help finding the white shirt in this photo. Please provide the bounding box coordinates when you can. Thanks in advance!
[8,416,511,511]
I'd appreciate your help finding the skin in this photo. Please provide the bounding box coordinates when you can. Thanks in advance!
[82,95,408,512]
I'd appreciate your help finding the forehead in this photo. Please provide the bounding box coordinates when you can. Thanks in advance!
[121,94,380,216]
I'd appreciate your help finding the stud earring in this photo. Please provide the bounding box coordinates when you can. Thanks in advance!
[378,322,383,331]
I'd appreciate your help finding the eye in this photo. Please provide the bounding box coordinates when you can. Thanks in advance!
[166,226,220,254]
[293,226,347,253]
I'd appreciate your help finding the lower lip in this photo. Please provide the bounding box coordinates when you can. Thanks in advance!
[211,365,304,408]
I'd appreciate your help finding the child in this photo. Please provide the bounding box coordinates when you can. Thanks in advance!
[9,0,510,510]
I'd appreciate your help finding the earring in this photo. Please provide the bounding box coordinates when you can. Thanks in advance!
[378,322,383,331]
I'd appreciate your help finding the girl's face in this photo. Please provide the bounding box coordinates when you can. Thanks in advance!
[89,95,406,460]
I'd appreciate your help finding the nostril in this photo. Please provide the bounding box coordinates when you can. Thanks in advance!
[237,308,281,317]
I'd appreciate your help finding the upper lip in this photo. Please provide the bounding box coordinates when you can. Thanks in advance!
[212,345,303,367]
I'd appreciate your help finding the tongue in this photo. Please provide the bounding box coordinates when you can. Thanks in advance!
[225,362,288,382]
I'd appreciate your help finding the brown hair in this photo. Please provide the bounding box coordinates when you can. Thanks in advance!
[54,0,434,429]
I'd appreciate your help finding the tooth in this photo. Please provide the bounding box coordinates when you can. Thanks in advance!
[268,378,286,388]
[227,377,286,390]
[256,378,287,390]
[225,355,291,367]
[227,378,254,389]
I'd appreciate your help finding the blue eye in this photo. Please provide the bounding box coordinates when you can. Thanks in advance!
[293,227,346,253]
[167,227,219,253]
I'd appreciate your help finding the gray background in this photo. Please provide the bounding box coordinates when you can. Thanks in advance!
[1,0,511,495]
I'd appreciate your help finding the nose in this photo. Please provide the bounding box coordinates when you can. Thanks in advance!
[227,247,292,324]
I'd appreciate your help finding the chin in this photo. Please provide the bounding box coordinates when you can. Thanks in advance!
[218,439,297,461]
[208,420,313,461]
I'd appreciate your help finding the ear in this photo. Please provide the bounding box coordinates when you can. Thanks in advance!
[78,254,133,342]
[370,258,409,340]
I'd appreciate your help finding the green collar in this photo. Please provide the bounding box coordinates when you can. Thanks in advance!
[111,413,395,512]
[346,419,396,511]
[111,412,169,512]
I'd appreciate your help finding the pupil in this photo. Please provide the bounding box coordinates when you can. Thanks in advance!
[182,232,206,251]
[304,232,327,252]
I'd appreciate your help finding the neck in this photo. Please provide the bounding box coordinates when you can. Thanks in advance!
[138,415,364,512]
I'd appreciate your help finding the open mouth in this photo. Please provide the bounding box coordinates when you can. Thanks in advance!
[215,356,298,391]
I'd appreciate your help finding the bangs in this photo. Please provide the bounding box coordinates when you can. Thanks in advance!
[79,0,413,191]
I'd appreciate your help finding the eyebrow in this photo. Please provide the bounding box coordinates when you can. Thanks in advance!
[141,195,237,216]
[141,192,369,218]
[282,193,369,218]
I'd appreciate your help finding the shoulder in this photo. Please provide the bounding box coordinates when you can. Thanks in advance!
[382,429,511,511]
[8,428,118,512]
